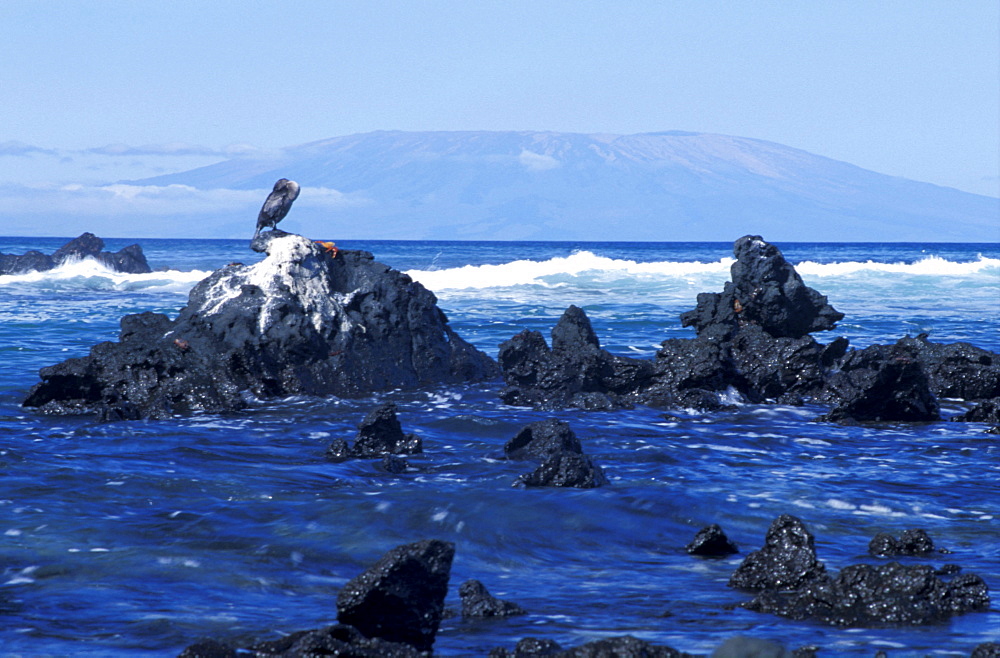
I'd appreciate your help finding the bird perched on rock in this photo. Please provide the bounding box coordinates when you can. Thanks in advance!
[254,178,300,237]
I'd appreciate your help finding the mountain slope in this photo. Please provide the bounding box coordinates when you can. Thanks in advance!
[137,131,999,242]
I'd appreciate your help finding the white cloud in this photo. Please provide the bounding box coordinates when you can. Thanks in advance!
[518,149,560,171]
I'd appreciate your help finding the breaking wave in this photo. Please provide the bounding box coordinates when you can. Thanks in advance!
[0,258,210,294]
[406,251,999,291]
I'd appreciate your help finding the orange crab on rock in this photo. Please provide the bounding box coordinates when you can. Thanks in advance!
[314,240,339,258]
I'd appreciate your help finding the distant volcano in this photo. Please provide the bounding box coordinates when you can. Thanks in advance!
[135,130,998,242]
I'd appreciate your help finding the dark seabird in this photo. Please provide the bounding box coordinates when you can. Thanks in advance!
[254,178,301,237]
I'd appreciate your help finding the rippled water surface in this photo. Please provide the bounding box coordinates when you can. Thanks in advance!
[1,237,998,656]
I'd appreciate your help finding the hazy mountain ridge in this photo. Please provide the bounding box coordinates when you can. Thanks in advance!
[136,131,998,241]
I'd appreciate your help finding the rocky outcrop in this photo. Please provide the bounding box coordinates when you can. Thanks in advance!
[23,231,497,420]
[679,235,843,340]
[744,562,989,627]
[0,232,150,275]
[728,515,827,591]
[327,403,421,461]
[507,420,609,488]
[733,515,989,627]
[498,305,653,410]
[686,524,739,558]
[496,235,999,423]
[952,397,1000,423]
[459,579,526,618]
[337,539,454,651]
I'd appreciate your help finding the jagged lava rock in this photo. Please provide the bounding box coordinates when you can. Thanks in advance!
[336,539,454,651]
[497,304,653,410]
[729,514,827,591]
[327,402,421,461]
[743,562,990,627]
[459,579,526,618]
[680,235,843,340]
[490,634,688,658]
[515,450,609,489]
[820,343,940,423]
[897,334,1000,401]
[0,232,150,275]
[952,397,1000,423]
[504,419,583,460]
[869,529,937,557]
[686,524,739,557]
[23,232,497,419]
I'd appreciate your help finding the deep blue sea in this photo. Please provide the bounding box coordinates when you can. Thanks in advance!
[1,237,998,657]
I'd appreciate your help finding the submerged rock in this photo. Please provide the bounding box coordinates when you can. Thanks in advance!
[490,634,687,658]
[326,403,421,461]
[868,529,937,557]
[336,539,455,651]
[0,232,150,275]
[23,232,497,419]
[515,450,609,489]
[686,524,739,558]
[504,419,583,460]
[459,579,526,618]
[952,397,1000,423]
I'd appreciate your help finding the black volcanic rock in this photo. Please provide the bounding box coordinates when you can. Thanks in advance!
[504,419,583,460]
[897,334,1000,401]
[23,232,497,419]
[952,397,1000,423]
[336,539,454,651]
[459,579,526,618]
[0,232,150,275]
[498,305,654,410]
[743,562,989,627]
[490,634,686,658]
[686,524,739,557]
[515,450,609,489]
[869,529,937,557]
[821,343,940,423]
[327,403,421,461]
[729,515,827,591]
[680,235,843,340]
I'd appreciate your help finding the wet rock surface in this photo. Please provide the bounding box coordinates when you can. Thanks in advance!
[336,539,455,651]
[459,579,526,618]
[733,515,989,627]
[504,419,583,459]
[508,419,609,488]
[686,524,739,558]
[868,529,937,557]
[0,232,150,275]
[327,402,421,461]
[489,634,689,657]
[952,397,1000,423]
[23,232,497,419]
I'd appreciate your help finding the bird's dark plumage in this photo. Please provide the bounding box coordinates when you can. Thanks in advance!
[254,178,300,237]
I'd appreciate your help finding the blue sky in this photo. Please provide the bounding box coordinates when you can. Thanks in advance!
[1,1,997,236]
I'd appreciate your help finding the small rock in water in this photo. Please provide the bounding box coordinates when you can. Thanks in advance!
[327,402,422,461]
[686,524,739,557]
[515,450,609,489]
[869,529,937,557]
[728,514,827,591]
[504,419,583,460]
[459,579,526,618]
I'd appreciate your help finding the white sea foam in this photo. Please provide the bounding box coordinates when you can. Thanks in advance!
[405,251,998,291]
[0,257,210,293]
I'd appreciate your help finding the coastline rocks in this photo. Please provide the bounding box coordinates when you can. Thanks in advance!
[498,305,653,410]
[743,562,989,627]
[490,635,687,658]
[0,232,151,275]
[23,232,497,420]
[952,397,1000,423]
[820,343,940,423]
[896,334,1000,401]
[459,579,526,618]
[504,418,582,459]
[327,403,421,461]
[336,539,455,651]
[679,235,843,340]
[728,515,827,591]
[686,524,739,558]
[733,516,990,627]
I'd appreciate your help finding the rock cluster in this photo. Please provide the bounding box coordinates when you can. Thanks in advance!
[459,579,526,618]
[497,235,1000,424]
[506,419,609,488]
[730,515,989,627]
[23,231,497,420]
[0,232,151,275]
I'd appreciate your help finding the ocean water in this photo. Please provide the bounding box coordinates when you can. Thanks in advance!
[0,236,998,657]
